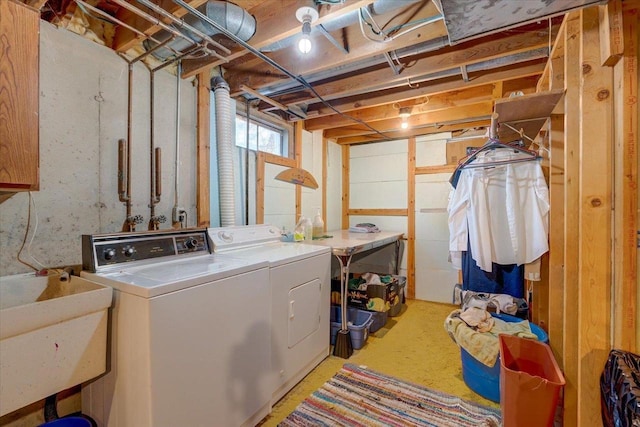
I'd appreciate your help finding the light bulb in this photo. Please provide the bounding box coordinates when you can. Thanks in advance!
[401,121,409,129]
[298,35,312,54]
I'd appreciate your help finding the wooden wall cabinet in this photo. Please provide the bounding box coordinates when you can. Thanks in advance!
[0,0,40,201]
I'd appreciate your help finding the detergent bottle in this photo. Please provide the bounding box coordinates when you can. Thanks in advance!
[312,208,324,239]
[294,216,313,242]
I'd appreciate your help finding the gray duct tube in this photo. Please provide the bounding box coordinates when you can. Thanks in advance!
[213,76,236,227]
[144,1,256,60]
[261,0,422,52]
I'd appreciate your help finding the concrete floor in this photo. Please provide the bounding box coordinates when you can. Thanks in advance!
[258,299,499,426]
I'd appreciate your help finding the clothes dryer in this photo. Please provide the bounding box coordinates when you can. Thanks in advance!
[208,224,331,404]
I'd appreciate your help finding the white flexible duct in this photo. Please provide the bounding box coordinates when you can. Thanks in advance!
[212,76,236,227]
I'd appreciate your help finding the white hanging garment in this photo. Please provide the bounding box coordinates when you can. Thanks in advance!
[447,150,549,272]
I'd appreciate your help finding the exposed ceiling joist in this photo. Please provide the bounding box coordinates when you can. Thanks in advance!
[334,119,491,145]
[181,0,375,78]
[223,2,446,92]
[302,62,544,119]
[257,23,557,110]
[324,101,494,138]
[305,84,496,131]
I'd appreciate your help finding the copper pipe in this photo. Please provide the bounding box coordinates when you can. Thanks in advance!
[117,138,127,200]
[126,63,133,220]
[149,71,156,222]
[155,147,162,200]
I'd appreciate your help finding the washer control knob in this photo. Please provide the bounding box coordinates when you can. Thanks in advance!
[103,248,116,260]
[184,238,198,249]
[218,231,233,243]
[122,246,135,257]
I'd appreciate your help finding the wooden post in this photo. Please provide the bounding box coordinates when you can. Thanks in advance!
[256,152,265,224]
[341,145,350,230]
[548,114,565,364]
[407,137,416,300]
[577,7,613,425]
[599,0,624,66]
[562,11,581,427]
[294,122,303,220]
[196,72,211,227]
[322,138,328,232]
[612,4,638,352]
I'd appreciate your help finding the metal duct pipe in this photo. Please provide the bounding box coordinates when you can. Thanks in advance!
[144,0,256,60]
[261,0,422,52]
[212,76,236,227]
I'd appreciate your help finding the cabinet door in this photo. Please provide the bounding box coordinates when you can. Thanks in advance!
[0,0,39,192]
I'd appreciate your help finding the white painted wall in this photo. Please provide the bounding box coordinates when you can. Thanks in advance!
[264,163,296,230]
[330,133,459,303]
[349,141,408,210]
[348,141,408,277]
[0,22,197,276]
[414,133,458,303]
[300,130,323,221]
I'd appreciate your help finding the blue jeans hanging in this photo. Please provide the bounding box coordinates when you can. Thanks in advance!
[461,243,524,298]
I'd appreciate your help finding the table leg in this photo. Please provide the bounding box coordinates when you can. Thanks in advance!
[333,254,353,359]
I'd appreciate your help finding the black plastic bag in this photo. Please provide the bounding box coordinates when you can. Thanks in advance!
[600,349,640,426]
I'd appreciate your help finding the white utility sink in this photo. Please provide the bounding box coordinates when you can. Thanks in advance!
[0,272,113,417]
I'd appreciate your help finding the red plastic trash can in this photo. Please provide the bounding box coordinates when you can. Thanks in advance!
[499,334,565,427]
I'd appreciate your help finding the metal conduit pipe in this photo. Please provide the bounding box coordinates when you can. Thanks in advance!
[212,76,236,227]
[140,0,252,60]
[260,34,448,97]
[134,0,230,61]
[261,0,423,52]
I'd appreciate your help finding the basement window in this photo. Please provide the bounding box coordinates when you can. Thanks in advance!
[235,115,286,156]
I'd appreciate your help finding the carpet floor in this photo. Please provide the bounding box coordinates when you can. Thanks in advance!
[257,300,499,426]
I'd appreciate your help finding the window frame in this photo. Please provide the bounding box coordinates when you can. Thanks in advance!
[234,102,292,158]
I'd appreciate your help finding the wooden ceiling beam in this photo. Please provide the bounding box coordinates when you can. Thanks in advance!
[180,0,373,78]
[269,23,557,106]
[333,119,491,145]
[304,84,495,131]
[323,101,494,138]
[300,61,544,119]
[223,2,446,92]
[112,0,208,52]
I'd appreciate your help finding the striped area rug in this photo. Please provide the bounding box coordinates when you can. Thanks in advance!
[279,364,501,427]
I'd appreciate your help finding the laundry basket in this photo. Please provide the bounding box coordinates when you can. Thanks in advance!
[460,312,547,403]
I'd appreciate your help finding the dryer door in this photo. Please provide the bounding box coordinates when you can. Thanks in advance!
[288,279,321,348]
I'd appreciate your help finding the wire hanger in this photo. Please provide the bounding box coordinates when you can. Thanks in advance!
[449,112,542,187]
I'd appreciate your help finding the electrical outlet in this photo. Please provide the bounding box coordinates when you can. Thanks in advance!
[172,207,186,223]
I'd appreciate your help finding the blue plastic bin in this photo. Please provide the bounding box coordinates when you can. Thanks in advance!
[460,312,548,403]
[38,417,93,427]
[330,305,373,349]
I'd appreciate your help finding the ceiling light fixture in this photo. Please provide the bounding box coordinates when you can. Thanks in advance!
[296,7,318,54]
[399,107,411,129]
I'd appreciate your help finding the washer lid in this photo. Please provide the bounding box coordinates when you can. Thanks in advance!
[218,241,330,267]
[82,254,268,298]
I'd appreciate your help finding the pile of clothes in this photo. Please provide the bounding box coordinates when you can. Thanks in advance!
[348,223,380,233]
[444,307,538,367]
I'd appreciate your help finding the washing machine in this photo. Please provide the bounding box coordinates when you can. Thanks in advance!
[208,224,331,404]
[80,228,272,427]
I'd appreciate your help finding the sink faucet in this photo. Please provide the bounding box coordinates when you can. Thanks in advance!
[148,215,167,231]
[122,214,144,232]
